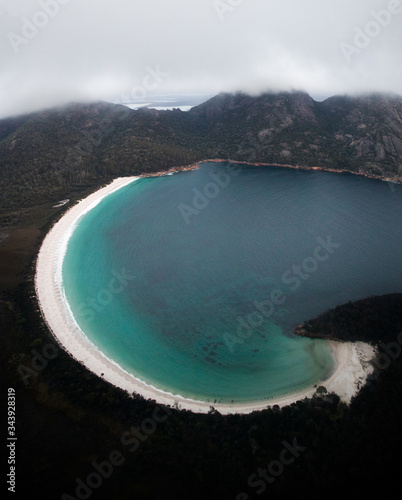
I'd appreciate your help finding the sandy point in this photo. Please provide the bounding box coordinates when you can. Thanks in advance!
[35,176,376,415]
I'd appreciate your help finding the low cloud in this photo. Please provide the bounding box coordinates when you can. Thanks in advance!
[0,0,401,118]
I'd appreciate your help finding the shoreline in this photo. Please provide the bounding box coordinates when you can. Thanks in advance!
[203,158,402,185]
[135,157,401,185]
[35,173,376,415]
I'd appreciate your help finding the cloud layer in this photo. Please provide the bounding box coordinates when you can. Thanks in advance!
[1,0,401,117]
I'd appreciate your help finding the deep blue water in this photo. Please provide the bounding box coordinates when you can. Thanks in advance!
[62,162,402,403]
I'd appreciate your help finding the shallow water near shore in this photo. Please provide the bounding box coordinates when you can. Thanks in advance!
[62,162,402,404]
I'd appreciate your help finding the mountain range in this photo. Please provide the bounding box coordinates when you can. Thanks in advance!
[1,90,402,212]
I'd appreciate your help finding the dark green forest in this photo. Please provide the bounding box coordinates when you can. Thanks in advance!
[295,293,402,344]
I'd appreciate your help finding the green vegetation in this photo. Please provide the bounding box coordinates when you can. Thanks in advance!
[295,293,402,344]
[1,91,401,217]
[0,103,203,212]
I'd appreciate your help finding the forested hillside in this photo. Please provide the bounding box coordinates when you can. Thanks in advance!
[1,91,401,214]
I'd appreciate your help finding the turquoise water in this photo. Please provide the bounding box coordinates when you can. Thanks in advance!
[62,162,402,404]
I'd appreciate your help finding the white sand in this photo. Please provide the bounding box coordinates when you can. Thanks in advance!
[35,177,376,415]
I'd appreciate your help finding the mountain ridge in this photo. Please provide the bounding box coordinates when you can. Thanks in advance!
[1,90,401,211]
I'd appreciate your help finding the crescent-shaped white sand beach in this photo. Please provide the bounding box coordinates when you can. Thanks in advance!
[35,176,376,414]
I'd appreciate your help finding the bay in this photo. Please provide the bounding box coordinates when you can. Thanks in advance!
[62,162,402,403]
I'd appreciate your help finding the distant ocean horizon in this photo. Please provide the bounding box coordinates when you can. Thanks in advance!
[113,93,213,111]
[62,162,402,404]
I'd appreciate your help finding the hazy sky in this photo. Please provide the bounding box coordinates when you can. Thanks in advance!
[0,0,401,118]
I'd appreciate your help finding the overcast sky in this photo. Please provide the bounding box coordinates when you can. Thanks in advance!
[0,0,401,118]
